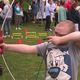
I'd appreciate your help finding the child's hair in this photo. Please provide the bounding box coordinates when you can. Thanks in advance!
[56,20,75,33]
[60,0,65,5]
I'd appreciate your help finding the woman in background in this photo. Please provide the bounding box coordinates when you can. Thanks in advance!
[58,0,67,22]
[1,0,12,38]
[31,1,38,23]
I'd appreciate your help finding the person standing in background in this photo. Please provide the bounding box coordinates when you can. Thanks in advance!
[45,0,53,32]
[22,0,29,23]
[64,0,72,10]
[0,1,4,10]
[1,0,12,38]
[31,1,38,23]
[58,0,67,22]
[0,1,4,24]
[67,1,80,31]
[14,2,22,30]
[54,1,60,26]
[50,0,56,22]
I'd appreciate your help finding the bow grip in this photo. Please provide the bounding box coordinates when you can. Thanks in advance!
[0,31,4,54]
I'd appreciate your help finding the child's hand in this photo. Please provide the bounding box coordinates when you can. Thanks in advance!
[48,36,62,45]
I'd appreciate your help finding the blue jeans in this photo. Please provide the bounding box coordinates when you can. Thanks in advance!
[3,18,12,36]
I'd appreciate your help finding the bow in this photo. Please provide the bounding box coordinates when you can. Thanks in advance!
[0,0,15,80]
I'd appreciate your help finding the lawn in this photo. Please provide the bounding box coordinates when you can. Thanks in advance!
[0,21,54,80]
[0,21,80,80]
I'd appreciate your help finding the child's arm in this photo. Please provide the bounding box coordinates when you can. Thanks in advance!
[3,44,38,54]
[48,32,80,46]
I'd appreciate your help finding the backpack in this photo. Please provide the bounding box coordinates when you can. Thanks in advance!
[45,44,72,80]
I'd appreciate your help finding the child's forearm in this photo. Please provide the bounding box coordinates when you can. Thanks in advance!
[4,44,38,54]
[61,32,80,43]
[48,32,80,45]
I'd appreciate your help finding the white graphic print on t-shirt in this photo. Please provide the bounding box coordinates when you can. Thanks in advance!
[46,47,72,80]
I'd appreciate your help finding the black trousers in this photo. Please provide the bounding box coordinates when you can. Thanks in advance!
[54,12,58,26]
[45,15,51,30]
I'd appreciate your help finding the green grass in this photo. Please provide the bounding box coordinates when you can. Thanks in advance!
[0,21,54,80]
[0,52,45,80]
[0,21,80,80]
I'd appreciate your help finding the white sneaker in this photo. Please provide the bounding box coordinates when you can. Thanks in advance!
[16,28,18,30]
[7,35,10,37]
[49,28,52,31]
[32,21,35,23]
[18,27,21,30]
[3,35,7,38]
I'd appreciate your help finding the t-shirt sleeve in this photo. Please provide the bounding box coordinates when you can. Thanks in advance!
[36,42,48,57]
[72,43,80,63]
[76,47,80,63]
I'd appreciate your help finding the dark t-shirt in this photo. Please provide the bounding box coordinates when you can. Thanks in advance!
[67,8,80,24]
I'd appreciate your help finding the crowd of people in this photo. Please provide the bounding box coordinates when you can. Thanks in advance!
[45,0,80,32]
[0,0,38,38]
[0,0,80,35]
